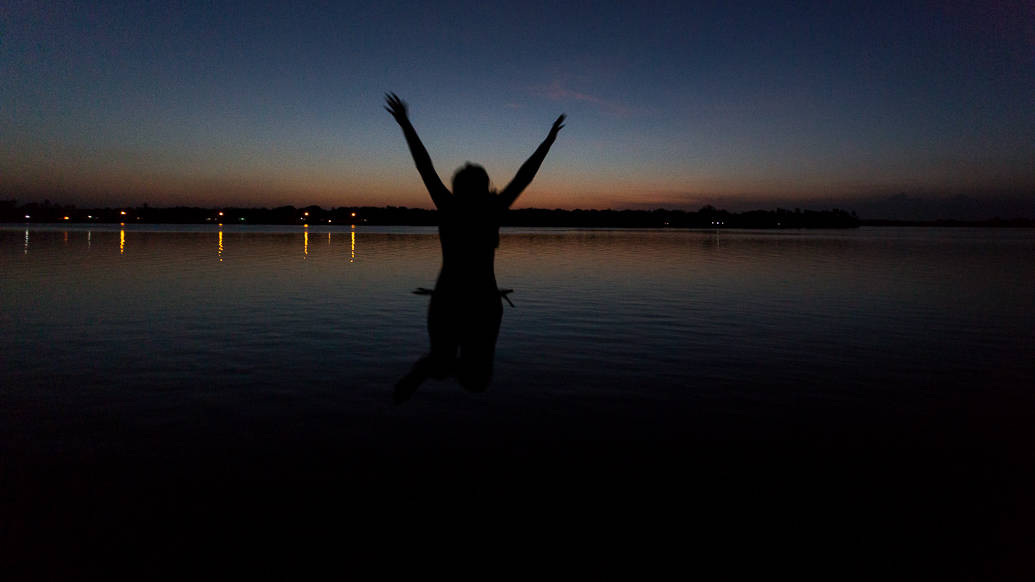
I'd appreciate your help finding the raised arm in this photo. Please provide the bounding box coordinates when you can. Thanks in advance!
[384,93,450,208]
[498,114,565,209]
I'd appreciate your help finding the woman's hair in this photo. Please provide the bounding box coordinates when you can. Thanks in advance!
[452,163,491,198]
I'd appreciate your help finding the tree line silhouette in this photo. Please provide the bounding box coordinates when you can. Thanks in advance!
[1,200,871,228]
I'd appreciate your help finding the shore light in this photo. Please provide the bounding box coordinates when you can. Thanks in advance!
[120,210,127,215]
[63,216,70,220]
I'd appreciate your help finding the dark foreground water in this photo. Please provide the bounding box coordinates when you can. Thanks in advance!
[2,225,1033,575]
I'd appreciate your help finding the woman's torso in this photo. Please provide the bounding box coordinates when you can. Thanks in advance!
[435,199,503,294]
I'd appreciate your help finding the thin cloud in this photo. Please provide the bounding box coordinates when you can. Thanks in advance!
[531,79,640,117]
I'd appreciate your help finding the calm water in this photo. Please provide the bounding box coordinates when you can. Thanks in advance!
[3,225,1032,441]
[3,224,1034,573]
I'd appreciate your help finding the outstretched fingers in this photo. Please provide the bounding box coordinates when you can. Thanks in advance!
[548,114,566,140]
[384,92,408,121]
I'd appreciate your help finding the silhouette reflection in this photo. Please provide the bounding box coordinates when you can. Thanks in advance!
[385,93,564,403]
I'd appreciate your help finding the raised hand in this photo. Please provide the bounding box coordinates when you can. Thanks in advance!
[384,92,450,206]
[384,92,409,125]
[499,114,566,208]
[547,114,566,142]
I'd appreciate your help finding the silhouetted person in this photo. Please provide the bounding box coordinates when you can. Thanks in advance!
[386,92,564,403]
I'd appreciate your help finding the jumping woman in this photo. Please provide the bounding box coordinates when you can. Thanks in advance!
[385,92,564,403]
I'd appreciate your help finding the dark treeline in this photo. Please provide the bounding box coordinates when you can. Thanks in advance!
[1,200,435,226]
[859,217,1035,227]
[504,206,861,228]
[1,200,868,228]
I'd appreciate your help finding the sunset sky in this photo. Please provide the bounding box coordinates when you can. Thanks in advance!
[2,1,1033,217]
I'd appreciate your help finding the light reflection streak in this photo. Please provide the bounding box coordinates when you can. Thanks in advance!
[87,231,92,248]
[350,228,355,263]
[64,231,69,244]
[120,229,125,254]
[303,231,308,258]
[24,229,29,254]
[218,229,223,262]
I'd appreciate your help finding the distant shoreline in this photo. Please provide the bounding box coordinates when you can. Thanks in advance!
[3,202,1033,228]
[859,218,1035,227]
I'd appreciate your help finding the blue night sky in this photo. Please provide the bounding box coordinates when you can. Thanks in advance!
[2,1,1033,217]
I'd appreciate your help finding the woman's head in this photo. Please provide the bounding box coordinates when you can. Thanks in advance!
[452,163,491,200]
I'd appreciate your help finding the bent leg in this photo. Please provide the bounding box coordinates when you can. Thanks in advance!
[394,355,432,404]
[394,291,460,404]
[427,291,460,379]
[457,297,503,393]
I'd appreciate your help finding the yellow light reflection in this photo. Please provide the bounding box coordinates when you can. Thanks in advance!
[218,229,224,262]
[303,230,309,257]
[350,229,355,263]
[120,229,125,254]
